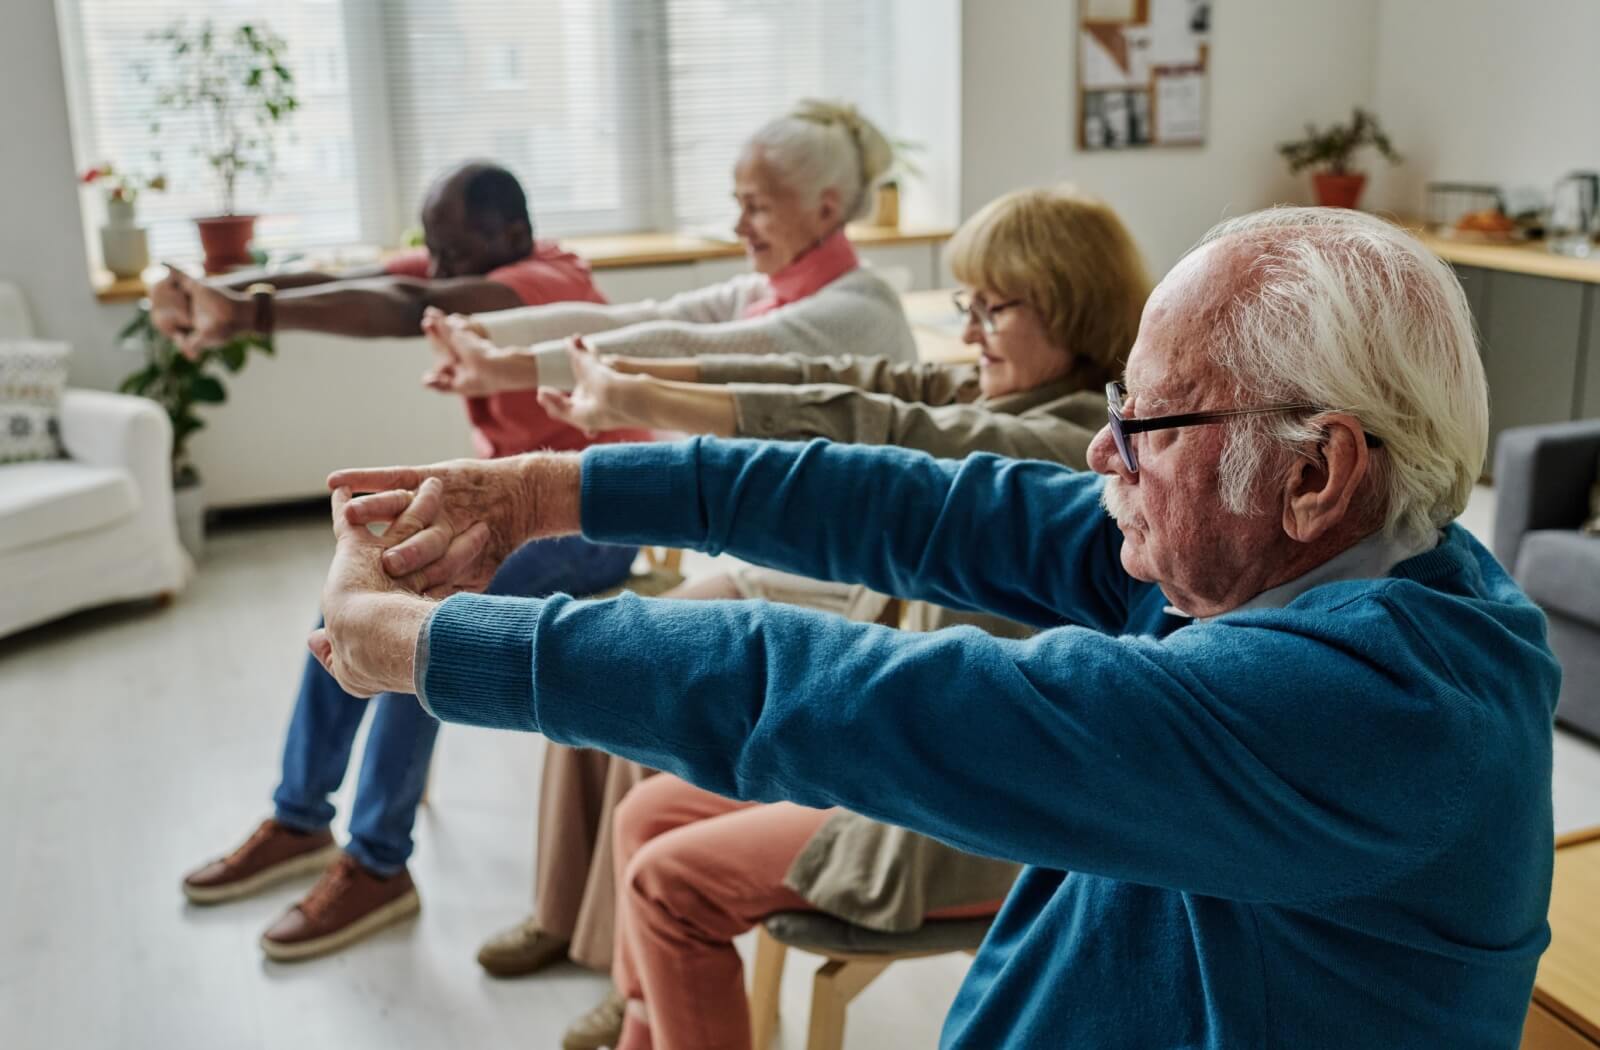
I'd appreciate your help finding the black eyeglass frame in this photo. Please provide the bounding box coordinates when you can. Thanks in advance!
[1105,381,1382,474]
[951,290,1023,335]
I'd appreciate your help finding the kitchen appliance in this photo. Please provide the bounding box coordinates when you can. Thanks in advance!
[1548,171,1600,257]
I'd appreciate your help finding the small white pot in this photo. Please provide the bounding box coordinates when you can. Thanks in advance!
[101,203,150,279]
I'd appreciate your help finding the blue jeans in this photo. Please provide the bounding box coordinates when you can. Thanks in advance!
[271,535,638,875]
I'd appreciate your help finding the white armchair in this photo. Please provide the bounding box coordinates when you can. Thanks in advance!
[0,283,191,638]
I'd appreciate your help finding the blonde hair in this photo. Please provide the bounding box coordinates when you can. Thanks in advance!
[946,185,1149,384]
[746,99,893,223]
[1193,207,1489,537]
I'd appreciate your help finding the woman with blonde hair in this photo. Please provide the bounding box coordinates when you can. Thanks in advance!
[536,184,1149,1050]
[424,101,919,988]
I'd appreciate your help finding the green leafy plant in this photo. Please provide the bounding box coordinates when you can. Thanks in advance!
[142,21,299,215]
[117,307,273,486]
[884,137,927,187]
[1278,108,1401,176]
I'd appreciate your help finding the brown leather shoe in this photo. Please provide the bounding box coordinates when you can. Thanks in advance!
[476,914,571,977]
[182,819,339,905]
[259,853,420,962]
[561,987,626,1050]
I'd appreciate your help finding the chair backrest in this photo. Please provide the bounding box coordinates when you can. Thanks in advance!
[0,282,36,339]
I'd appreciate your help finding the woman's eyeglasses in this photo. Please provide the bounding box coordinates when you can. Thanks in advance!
[952,291,1022,335]
[1104,381,1383,474]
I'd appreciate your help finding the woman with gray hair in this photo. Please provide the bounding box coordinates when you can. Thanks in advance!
[419,99,913,406]
[419,101,919,986]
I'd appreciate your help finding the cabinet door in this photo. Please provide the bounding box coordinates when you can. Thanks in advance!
[1582,285,1600,421]
[1482,271,1586,452]
[1451,264,1492,364]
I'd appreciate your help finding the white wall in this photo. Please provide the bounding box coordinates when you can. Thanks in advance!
[960,0,1381,275]
[0,1,139,391]
[1368,0,1600,216]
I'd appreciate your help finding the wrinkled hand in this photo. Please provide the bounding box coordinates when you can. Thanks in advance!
[308,486,437,698]
[420,307,507,397]
[327,452,582,597]
[535,338,639,436]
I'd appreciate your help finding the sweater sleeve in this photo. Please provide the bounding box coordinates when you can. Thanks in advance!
[700,353,979,404]
[417,573,1487,904]
[731,385,1101,465]
[577,436,1133,631]
[533,273,919,389]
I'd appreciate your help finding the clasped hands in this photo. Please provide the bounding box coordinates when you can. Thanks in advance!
[420,306,643,433]
[309,452,583,698]
[149,266,256,359]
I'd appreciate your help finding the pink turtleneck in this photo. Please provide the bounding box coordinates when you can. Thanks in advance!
[741,228,860,318]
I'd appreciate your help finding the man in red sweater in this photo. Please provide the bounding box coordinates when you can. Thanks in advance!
[166,163,640,962]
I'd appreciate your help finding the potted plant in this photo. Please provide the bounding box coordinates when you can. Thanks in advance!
[143,21,298,273]
[117,306,273,557]
[1277,108,1400,210]
[79,162,167,279]
[868,138,926,229]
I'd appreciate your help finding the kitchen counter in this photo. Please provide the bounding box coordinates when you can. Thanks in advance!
[1402,222,1600,286]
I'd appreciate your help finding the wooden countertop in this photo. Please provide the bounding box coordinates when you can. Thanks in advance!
[91,224,955,303]
[1532,826,1600,1044]
[1401,222,1600,286]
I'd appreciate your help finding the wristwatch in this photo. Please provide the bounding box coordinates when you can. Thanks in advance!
[244,281,276,335]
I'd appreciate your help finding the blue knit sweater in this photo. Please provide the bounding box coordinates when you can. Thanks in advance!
[418,438,1558,1049]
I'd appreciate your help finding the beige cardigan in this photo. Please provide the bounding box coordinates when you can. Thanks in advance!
[697,351,1108,931]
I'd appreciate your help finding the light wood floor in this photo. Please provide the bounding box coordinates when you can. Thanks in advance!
[2,485,1597,1049]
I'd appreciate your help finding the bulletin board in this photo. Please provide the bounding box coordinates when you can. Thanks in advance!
[1077,0,1211,150]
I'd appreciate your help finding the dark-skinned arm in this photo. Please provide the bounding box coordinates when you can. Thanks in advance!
[190,274,527,348]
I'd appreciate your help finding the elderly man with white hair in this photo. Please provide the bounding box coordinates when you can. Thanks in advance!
[313,208,1558,1050]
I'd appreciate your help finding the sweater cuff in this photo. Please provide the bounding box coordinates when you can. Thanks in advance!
[580,439,708,548]
[529,342,576,389]
[416,593,546,732]
[728,385,801,439]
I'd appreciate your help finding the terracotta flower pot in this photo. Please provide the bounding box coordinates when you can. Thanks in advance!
[1312,173,1368,210]
[195,214,258,274]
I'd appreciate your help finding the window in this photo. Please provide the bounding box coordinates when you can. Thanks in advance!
[55,0,909,267]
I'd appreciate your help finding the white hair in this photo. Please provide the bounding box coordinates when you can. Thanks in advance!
[745,99,893,223]
[1191,207,1488,538]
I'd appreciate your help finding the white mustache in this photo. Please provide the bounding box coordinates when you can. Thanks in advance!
[1100,476,1129,522]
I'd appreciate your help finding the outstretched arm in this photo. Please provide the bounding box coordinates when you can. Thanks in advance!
[329,436,1135,635]
[155,268,525,355]
[405,583,1483,904]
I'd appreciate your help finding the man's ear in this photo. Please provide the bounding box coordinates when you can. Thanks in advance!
[505,218,534,257]
[1282,414,1372,543]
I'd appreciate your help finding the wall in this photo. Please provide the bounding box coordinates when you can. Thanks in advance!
[0,1,138,391]
[1368,0,1600,216]
[960,0,1381,275]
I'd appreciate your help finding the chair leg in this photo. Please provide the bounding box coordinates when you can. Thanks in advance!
[806,958,891,1050]
[749,928,788,1049]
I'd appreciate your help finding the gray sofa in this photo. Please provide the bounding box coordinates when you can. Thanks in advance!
[1493,420,1600,741]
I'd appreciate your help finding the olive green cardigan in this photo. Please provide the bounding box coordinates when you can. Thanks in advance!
[694,351,1107,931]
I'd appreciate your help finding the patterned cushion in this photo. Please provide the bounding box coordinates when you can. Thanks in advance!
[0,340,69,464]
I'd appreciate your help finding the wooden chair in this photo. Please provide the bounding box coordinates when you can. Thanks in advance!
[748,910,994,1050]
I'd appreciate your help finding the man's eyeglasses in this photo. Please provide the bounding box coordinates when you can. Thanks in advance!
[952,291,1022,335]
[1104,381,1383,474]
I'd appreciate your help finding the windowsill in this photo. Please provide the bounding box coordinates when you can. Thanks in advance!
[91,223,956,304]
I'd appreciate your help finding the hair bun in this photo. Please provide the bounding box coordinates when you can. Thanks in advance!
[790,98,894,187]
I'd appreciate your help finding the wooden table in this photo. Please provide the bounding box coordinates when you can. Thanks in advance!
[1522,827,1600,1048]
